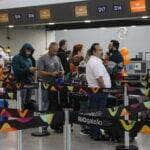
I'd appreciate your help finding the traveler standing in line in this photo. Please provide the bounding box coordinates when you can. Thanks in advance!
[69,44,84,75]
[107,40,123,86]
[86,43,111,140]
[38,42,64,133]
[12,43,37,108]
[57,39,70,75]
[38,42,64,111]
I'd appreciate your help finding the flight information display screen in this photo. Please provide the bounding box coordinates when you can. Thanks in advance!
[0,0,149,25]
[130,0,146,13]
[97,5,108,14]
[27,13,35,19]
[0,13,9,23]
[14,14,22,20]
[75,5,88,17]
[113,5,123,12]
[39,8,51,20]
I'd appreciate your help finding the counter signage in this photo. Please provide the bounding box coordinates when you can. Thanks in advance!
[113,5,123,11]
[27,13,35,19]
[130,0,146,13]
[14,14,22,20]
[97,5,107,14]
[0,13,9,23]
[39,8,51,20]
[75,5,88,17]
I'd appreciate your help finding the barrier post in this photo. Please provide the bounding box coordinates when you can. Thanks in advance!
[17,89,23,150]
[31,81,50,136]
[116,84,138,150]
[64,109,71,150]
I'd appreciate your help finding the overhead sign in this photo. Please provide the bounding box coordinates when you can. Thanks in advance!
[39,8,51,20]
[130,0,146,13]
[97,5,107,14]
[0,13,9,23]
[27,13,35,19]
[13,14,22,20]
[0,0,149,26]
[113,5,123,12]
[75,5,88,17]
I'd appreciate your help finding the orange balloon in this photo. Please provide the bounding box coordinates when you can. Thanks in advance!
[121,47,129,56]
[141,125,150,135]
[123,55,130,65]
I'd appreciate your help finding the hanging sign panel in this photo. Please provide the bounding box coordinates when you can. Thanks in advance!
[130,0,146,13]
[26,12,36,20]
[39,8,51,20]
[0,13,9,23]
[0,0,149,25]
[74,5,88,17]
[25,9,37,23]
[90,0,129,19]
[10,10,24,24]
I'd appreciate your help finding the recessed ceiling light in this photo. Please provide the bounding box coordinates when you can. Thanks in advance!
[84,20,91,23]
[48,22,55,25]
[141,16,149,19]
[131,25,136,28]
[64,29,68,32]
[8,25,14,28]
[100,27,107,30]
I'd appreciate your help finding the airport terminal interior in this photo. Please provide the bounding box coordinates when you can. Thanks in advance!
[0,0,150,150]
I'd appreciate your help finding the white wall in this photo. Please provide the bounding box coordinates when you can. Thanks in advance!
[55,26,150,58]
[0,29,55,59]
[0,26,150,60]
[0,0,86,9]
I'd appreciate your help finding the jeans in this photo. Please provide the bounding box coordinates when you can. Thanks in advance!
[41,89,50,111]
[89,92,107,112]
[41,90,61,112]
[20,88,32,108]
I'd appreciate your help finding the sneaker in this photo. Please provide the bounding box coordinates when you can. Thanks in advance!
[80,130,89,135]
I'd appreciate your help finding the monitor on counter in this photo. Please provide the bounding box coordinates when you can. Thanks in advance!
[126,61,147,75]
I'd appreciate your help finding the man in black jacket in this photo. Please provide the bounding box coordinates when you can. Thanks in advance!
[107,40,123,87]
[57,39,70,75]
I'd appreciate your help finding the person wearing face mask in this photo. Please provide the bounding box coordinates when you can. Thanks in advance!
[12,43,37,108]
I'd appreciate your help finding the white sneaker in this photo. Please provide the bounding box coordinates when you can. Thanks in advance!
[80,131,88,135]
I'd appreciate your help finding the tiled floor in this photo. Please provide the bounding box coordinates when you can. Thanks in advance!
[0,126,149,150]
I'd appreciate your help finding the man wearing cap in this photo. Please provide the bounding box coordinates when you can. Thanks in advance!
[12,43,37,108]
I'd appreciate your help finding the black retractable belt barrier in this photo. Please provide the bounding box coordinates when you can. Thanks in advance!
[31,81,50,137]
[116,84,138,150]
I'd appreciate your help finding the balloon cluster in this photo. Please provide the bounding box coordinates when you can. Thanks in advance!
[120,47,130,65]
[118,27,128,40]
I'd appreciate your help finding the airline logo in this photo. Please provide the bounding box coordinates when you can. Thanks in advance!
[130,0,146,13]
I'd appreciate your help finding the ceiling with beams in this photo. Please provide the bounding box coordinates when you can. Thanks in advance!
[0,0,86,9]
